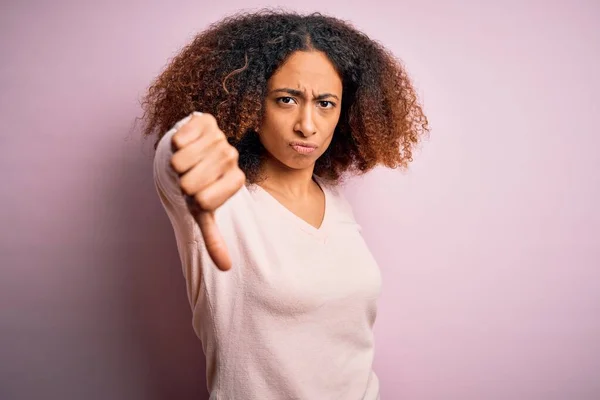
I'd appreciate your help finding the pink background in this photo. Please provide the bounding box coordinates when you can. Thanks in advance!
[1,1,598,399]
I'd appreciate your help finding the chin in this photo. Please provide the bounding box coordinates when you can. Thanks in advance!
[265,146,321,171]
[283,159,316,171]
[276,153,318,170]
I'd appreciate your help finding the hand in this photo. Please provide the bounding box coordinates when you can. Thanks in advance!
[170,112,245,271]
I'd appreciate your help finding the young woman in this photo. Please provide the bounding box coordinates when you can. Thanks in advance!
[142,10,428,400]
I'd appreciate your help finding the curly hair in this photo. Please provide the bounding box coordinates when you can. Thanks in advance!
[140,10,429,184]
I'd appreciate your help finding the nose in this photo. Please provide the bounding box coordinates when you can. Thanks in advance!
[293,105,317,137]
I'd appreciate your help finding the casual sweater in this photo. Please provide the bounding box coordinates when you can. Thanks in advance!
[153,115,382,399]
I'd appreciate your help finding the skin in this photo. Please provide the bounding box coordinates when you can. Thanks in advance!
[170,50,342,270]
[257,50,343,229]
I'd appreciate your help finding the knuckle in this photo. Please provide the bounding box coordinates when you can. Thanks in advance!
[179,175,194,195]
[219,144,229,158]
[230,146,239,161]
[236,169,246,187]
[225,146,238,162]
[213,129,227,143]
[170,155,183,173]
[195,191,213,211]
[202,113,218,127]
[171,134,184,150]
[172,125,197,147]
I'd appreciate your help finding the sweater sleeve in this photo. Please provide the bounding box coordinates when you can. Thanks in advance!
[153,113,199,210]
[153,113,206,308]
[153,112,248,313]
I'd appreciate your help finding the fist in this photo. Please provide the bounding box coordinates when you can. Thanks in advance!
[170,112,246,271]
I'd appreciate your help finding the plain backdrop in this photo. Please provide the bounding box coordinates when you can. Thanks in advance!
[1,0,599,399]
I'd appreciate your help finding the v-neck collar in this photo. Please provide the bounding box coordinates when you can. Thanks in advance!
[250,176,330,240]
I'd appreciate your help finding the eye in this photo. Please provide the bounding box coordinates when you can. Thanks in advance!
[276,96,297,105]
[318,100,336,109]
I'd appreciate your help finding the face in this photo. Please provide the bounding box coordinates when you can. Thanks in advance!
[258,50,343,172]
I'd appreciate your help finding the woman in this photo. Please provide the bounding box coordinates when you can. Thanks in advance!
[142,10,428,400]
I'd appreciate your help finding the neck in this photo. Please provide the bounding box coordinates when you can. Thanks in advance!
[258,156,317,199]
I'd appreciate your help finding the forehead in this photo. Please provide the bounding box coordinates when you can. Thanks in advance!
[268,51,342,93]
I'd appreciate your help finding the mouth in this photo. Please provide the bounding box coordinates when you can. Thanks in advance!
[290,141,318,155]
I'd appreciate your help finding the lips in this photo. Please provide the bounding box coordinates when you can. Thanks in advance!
[290,141,318,148]
[290,141,318,155]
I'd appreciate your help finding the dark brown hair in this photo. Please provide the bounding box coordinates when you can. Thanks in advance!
[141,10,429,183]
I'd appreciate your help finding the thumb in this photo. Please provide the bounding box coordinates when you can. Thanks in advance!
[196,211,232,271]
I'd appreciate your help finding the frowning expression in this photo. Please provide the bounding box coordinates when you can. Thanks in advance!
[258,50,343,171]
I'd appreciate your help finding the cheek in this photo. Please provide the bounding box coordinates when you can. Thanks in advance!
[324,109,341,130]
[261,107,287,133]
[324,117,340,140]
[260,123,286,146]
[321,134,335,154]
[258,119,288,153]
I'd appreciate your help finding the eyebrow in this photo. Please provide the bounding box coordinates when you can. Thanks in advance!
[270,88,340,101]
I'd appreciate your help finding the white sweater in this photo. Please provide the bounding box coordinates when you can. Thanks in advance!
[153,119,382,399]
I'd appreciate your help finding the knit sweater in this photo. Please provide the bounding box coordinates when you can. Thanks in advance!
[153,117,382,399]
